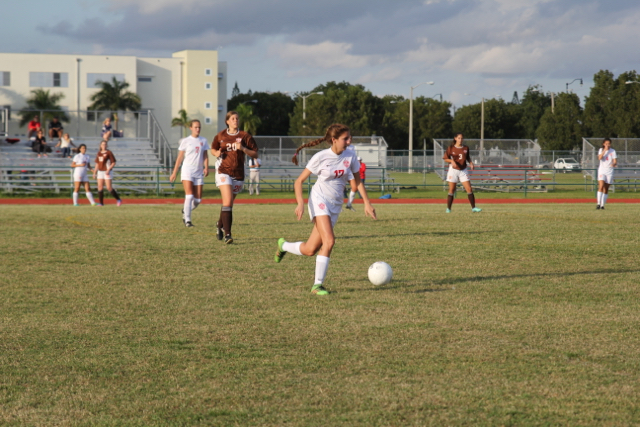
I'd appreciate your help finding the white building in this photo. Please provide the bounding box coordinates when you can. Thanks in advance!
[0,50,227,143]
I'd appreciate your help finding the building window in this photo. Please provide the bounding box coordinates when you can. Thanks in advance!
[205,82,212,90]
[1,72,10,86]
[138,77,152,82]
[218,73,224,79]
[205,68,212,76]
[87,73,125,88]
[204,117,212,125]
[218,104,223,111]
[30,72,69,88]
[205,102,212,109]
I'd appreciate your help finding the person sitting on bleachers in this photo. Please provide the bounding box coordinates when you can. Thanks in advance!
[28,116,41,138]
[48,117,64,139]
[32,130,49,158]
[55,133,76,158]
[101,118,113,141]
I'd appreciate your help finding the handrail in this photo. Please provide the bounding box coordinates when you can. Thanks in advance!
[147,110,173,169]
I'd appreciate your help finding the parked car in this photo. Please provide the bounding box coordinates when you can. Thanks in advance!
[553,158,581,172]
[535,161,553,169]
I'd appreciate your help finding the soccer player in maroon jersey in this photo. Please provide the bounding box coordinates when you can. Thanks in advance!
[444,133,482,213]
[211,111,259,243]
[93,140,122,206]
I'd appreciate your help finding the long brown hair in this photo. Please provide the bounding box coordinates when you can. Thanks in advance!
[449,132,463,148]
[291,124,350,165]
[602,137,612,149]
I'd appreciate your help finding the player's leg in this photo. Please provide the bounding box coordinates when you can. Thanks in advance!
[346,189,356,211]
[84,181,96,205]
[601,181,610,209]
[105,177,121,206]
[73,180,81,205]
[462,180,481,212]
[97,178,105,206]
[219,184,234,242]
[446,181,456,212]
[310,216,334,295]
[192,184,203,210]
[182,179,195,226]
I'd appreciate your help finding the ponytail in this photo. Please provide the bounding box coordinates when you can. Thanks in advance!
[291,123,350,165]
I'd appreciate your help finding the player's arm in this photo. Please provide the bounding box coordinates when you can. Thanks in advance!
[170,151,185,183]
[466,151,475,171]
[107,153,116,172]
[613,157,617,167]
[598,148,607,160]
[354,175,377,220]
[294,168,312,221]
[203,150,209,177]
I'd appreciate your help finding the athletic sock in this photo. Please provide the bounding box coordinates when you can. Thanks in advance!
[86,192,95,204]
[73,192,79,204]
[184,195,194,222]
[447,193,454,209]
[597,191,603,205]
[98,190,104,205]
[314,255,330,285]
[221,206,232,235]
[348,190,356,205]
[602,194,608,207]
[283,241,303,256]
[468,193,476,208]
[192,198,201,210]
[110,188,120,201]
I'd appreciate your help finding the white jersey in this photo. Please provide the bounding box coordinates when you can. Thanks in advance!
[178,135,209,176]
[598,148,617,172]
[306,148,359,207]
[72,153,91,172]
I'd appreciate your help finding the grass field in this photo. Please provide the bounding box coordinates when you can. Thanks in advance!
[2,203,640,426]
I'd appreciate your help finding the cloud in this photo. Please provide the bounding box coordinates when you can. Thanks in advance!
[268,41,381,71]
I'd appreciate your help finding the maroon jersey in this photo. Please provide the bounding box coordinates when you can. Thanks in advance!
[444,144,471,170]
[95,150,116,171]
[212,130,258,180]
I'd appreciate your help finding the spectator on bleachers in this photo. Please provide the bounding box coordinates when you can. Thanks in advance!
[32,130,49,158]
[101,118,113,141]
[27,116,41,138]
[55,133,76,158]
[48,117,64,139]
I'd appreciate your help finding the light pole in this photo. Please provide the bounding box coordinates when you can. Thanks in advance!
[76,58,81,137]
[409,81,434,173]
[431,93,443,102]
[299,91,323,128]
[464,93,485,159]
[566,78,583,93]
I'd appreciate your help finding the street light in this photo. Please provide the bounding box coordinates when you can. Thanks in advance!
[298,91,324,127]
[409,81,434,173]
[431,93,443,102]
[625,80,640,85]
[566,78,583,93]
[240,100,258,105]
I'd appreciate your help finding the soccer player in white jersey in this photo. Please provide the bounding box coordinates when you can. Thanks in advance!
[70,144,96,206]
[170,120,209,227]
[274,124,377,296]
[596,137,617,210]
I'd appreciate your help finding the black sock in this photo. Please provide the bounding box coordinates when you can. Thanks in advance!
[98,190,104,205]
[468,193,476,208]
[447,194,454,209]
[109,188,120,201]
[221,208,232,236]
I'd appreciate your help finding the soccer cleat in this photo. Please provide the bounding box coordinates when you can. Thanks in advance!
[185,221,194,228]
[596,205,601,210]
[445,208,451,213]
[95,203,103,207]
[472,207,482,213]
[116,200,122,207]
[600,206,605,210]
[311,285,329,295]
[181,209,185,225]
[346,204,356,212]
[91,203,97,206]
[224,234,233,244]
[275,238,287,263]
[216,222,224,241]
[73,204,80,207]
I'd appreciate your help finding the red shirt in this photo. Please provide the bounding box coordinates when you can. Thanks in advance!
[28,120,41,131]
[359,162,366,180]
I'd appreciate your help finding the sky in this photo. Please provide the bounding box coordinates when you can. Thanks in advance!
[2,0,639,108]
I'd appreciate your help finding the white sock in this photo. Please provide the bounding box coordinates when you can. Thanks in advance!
[86,192,95,204]
[597,191,603,205]
[73,192,79,204]
[314,255,330,285]
[192,198,201,210]
[283,241,303,256]
[184,195,194,222]
[348,191,356,205]
[602,194,608,206]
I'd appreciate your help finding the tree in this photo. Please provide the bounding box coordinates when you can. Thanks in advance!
[536,92,584,150]
[171,109,190,137]
[235,103,261,135]
[453,98,522,139]
[413,97,453,149]
[88,77,141,130]
[379,95,408,149]
[228,91,295,135]
[518,85,552,140]
[231,82,240,98]
[18,89,69,127]
[289,81,385,137]
[583,70,616,137]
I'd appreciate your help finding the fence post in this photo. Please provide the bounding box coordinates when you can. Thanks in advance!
[524,168,527,198]
[156,167,160,196]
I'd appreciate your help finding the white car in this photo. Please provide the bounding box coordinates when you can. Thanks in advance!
[554,158,581,172]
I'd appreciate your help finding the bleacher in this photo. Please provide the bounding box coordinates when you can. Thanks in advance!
[0,137,172,194]
[467,165,555,193]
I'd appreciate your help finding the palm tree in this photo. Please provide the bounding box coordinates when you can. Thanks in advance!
[88,77,142,130]
[236,103,261,135]
[171,109,191,137]
[18,89,69,127]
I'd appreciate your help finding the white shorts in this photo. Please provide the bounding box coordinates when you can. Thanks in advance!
[215,173,244,195]
[181,169,204,186]
[598,170,614,184]
[73,170,89,182]
[446,166,470,183]
[96,170,113,180]
[308,189,340,227]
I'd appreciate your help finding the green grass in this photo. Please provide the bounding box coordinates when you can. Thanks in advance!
[2,204,640,425]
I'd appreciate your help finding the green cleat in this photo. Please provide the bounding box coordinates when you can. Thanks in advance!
[472,207,482,213]
[274,238,287,263]
[445,208,451,213]
[311,285,329,295]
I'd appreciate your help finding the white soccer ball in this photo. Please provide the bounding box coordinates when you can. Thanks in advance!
[368,261,393,286]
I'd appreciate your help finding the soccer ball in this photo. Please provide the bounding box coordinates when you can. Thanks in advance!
[368,261,393,286]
